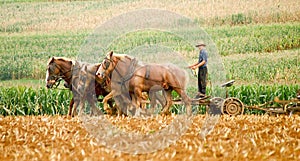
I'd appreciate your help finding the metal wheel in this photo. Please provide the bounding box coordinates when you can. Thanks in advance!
[221,97,244,116]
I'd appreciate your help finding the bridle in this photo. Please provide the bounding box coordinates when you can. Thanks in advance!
[98,57,118,78]
[102,57,116,70]
[101,56,140,91]
[47,62,74,88]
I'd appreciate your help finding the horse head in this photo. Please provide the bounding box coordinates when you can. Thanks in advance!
[96,51,138,81]
[45,57,74,88]
[96,51,117,80]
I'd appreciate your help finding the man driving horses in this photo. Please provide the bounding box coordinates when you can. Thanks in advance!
[188,42,208,99]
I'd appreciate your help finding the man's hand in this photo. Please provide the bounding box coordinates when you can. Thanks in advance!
[187,65,195,69]
[191,66,197,70]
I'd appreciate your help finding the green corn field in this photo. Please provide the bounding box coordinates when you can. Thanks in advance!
[0,87,71,116]
[0,23,299,81]
[0,84,298,116]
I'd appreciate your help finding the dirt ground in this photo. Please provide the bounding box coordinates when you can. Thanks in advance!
[0,114,299,161]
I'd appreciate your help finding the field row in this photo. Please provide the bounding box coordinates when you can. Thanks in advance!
[0,84,298,116]
[223,49,299,84]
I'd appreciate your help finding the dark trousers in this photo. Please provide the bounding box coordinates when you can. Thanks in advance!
[198,67,207,94]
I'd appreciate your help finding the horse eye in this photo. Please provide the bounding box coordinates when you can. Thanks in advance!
[50,75,56,79]
[105,61,110,69]
[48,65,54,72]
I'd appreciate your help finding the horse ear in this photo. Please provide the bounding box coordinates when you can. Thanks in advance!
[68,60,73,66]
[107,51,113,58]
[48,57,55,64]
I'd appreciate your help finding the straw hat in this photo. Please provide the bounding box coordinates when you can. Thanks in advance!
[195,42,206,47]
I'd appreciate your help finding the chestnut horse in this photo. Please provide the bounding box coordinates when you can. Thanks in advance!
[45,57,113,116]
[96,51,191,116]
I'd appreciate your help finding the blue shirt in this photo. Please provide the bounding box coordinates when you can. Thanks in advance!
[198,49,208,68]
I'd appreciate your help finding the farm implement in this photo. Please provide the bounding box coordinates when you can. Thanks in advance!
[244,96,300,116]
[171,80,300,116]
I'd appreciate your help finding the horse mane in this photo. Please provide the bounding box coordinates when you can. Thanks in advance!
[47,57,75,66]
[111,53,134,60]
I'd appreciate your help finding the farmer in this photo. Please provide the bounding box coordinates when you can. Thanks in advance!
[188,42,208,99]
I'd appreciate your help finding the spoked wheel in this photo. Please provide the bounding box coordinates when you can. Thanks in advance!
[221,97,244,116]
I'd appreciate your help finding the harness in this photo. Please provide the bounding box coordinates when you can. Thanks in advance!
[71,61,111,97]
[112,58,138,92]
[102,56,185,91]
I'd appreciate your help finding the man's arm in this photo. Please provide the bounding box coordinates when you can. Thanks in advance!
[195,60,206,68]
[194,50,207,69]
[188,62,199,69]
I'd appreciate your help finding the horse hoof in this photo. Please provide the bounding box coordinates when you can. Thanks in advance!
[161,109,170,116]
[91,109,102,116]
[161,112,170,117]
[104,108,112,115]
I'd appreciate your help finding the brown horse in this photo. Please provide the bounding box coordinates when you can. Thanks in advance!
[96,51,191,116]
[95,52,141,115]
[45,57,114,116]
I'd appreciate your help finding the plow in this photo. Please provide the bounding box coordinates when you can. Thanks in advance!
[245,96,300,116]
[167,80,300,116]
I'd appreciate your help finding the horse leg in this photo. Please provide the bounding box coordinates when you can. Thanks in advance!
[78,96,86,116]
[161,90,172,115]
[174,88,192,116]
[154,90,167,108]
[103,91,119,115]
[133,88,144,117]
[72,96,79,117]
[68,97,74,117]
[183,94,192,116]
[115,93,132,116]
[158,90,167,107]
[87,95,102,116]
[148,90,161,114]
[148,87,167,115]
[107,99,116,115]
[119,92,133,116]
[140,92,148,110]
[148,91,156,114]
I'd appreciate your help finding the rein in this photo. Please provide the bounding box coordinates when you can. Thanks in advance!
[54,63,74,81]
[53,78,63,88]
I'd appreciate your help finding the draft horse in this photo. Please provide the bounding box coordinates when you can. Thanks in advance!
[96,51,191,116]
[45,57,113,116]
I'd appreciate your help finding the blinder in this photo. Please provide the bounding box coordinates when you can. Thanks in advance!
[47,63,61,81]
[103,58,111,70]
[46,62,67,85]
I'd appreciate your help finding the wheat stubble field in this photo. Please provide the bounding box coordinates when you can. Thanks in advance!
[1,115,300,160]
[0,0,300,160]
